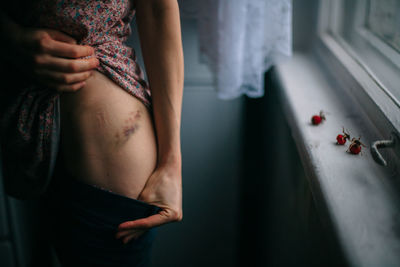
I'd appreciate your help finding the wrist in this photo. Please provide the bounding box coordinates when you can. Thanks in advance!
[156,159,182,184]
[157,152,182,170]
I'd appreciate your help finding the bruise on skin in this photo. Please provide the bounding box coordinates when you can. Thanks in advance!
[114,109,142,147]
[123,123,139,137]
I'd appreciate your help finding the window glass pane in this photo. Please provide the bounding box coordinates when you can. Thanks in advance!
[367,0,400,52]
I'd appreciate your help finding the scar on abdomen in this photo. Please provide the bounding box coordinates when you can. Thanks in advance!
[134,110,141,119]
[95,111,107,127]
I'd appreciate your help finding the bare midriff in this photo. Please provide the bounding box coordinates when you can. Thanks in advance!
[59,71,157,200]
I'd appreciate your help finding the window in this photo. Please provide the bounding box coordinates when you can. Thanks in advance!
[330,0,400,103]
[317,0,400,140]
[368,0,400,53]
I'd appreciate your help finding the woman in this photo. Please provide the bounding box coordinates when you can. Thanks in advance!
[0,0,183,265]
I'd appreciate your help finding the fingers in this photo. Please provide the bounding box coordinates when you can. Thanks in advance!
[34,30,94,59]
[41,38,95,59]
[11,28,98,93]
[115,229,133,239]
[45,81,86,93]
[115,229,146,244]
[121,230,146,244]
[118,214,163,230]
[118,212,170,230]
[122,234,136,245]
[118,209,182,231]
[32,56,97,92]
[28,30,99,93]
[36,69,93,84]
[33,54,100,73]
[45,29,77,44]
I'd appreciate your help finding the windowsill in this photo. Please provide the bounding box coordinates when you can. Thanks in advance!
[272,52,400,266]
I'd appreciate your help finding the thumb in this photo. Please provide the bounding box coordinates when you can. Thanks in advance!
[46,29,77,44]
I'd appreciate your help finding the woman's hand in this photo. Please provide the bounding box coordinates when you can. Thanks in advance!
[5,25,99,92]
[115,163,183,244]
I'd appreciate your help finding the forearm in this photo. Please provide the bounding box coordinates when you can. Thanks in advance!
[135,0,184,168]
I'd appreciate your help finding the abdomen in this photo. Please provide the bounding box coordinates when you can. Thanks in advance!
[59,71,157,199]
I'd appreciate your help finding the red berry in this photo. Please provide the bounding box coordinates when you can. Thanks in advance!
[311,115,322,125]
[349,144,361,154]
[336,134,346,145]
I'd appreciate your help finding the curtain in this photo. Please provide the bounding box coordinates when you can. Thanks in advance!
[183,0,292,99]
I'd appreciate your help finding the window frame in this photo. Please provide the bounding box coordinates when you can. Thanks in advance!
[334,0,400,103]
[315,0,400,160]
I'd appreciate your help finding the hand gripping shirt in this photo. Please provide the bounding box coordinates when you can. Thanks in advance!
[36,0,152,108]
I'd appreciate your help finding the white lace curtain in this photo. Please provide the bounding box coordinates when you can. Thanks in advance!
[180,0,292,100]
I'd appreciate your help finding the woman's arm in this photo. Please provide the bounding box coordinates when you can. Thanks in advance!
[136,0,184,168]
[0,11,99,92]
[116,0,184,243]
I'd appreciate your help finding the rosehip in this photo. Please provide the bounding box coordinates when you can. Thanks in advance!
[347,137,366,155]
[312,115,322,125]
[349,144,362,154]
[336,127,351,145]
[336,134,346,145]
[311,111,326,125]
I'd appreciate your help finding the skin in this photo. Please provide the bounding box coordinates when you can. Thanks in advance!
[115,0,184,243]
[0,0,184,246]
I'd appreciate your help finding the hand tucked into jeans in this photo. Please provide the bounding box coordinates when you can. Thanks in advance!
[115,163,183,244]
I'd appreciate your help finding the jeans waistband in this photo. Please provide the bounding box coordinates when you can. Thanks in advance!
[47,159,161,223]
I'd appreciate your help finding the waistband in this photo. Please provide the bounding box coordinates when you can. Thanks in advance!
[47,159,161,223]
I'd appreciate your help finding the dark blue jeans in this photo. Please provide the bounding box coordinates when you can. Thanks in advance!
[40,159,161,267]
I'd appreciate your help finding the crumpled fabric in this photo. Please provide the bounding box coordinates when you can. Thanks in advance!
[0,85,60,199]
